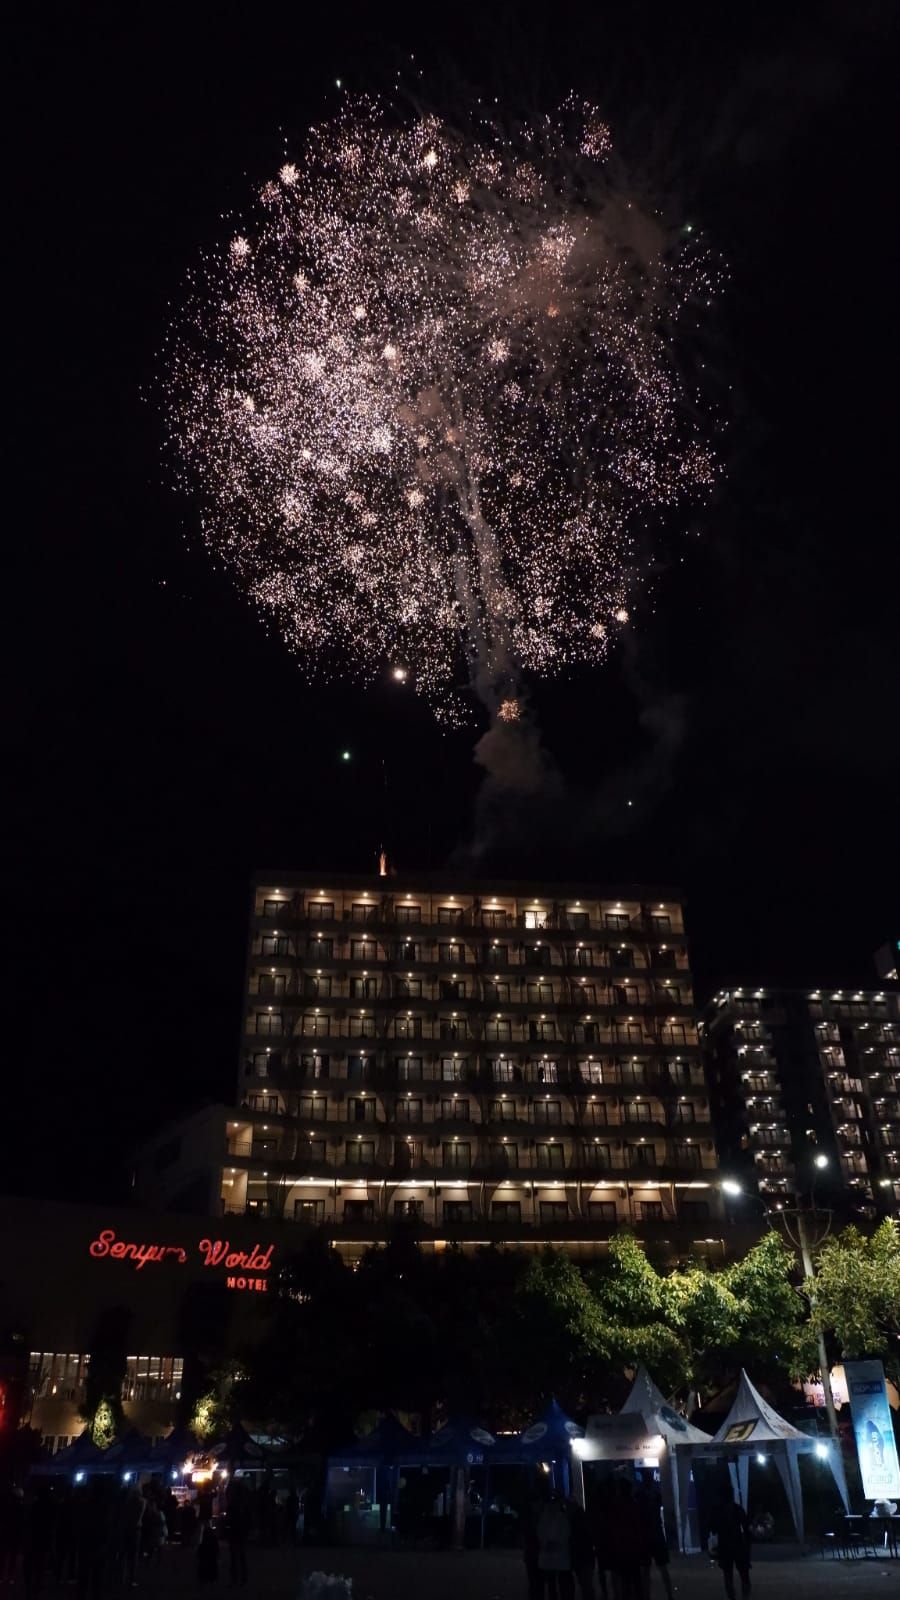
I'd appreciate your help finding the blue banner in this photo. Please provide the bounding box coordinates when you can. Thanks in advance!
[844,1359,900,1502]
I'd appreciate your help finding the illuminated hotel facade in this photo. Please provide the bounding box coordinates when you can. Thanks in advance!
[703,985,900,1219]
[206,872,727,1260]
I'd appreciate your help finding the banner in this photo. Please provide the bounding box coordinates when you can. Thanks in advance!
[844,1359,900,1502]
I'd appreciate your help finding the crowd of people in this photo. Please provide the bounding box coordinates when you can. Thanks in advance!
[524,1478,751,1600]
[0,1475,304,1598]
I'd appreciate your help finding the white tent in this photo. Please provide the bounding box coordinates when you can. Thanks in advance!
[683,1369,849,1546]
[581,1367,712,1552]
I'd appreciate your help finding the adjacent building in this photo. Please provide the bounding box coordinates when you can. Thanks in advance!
[138,873,728,1261]
[703,985,900,1219]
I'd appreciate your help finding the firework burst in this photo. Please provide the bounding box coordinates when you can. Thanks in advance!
[163,96,718,723]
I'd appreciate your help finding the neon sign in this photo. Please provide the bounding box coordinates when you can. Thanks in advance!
[88,1229,273,1291]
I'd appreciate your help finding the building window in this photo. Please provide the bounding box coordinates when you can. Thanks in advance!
[261,934,290,956]
[484,981,511,1004]
[579,1061,604,1084]
[587,1200,617,1221]
[393,1015,423,1039]
[255,1012,283,1035]
[529,1020,558,1042]
[576,983,598,1004]
[672,1141,701,1170]
[491,1058,517,1082]
[300,1138,326,1164]
[626,1144,657,1170]
[527,982,555,1004]
[574,1022,598,1043]
[443,1141,471,1169]
[345,1140,376,1165]
[566,911,590,930]
[490,1099,517,1121]
[394,977,422,999]
[533,1101,562,1125]
[490,1142,519,1166]
[346,1054,370,1080]
[249,1094,279,1113]
[540,1201,569,1224]
[441,1097,470,1120]
[673,1103,699,1124]
[304,975,332,999]
[262,898,287,918]
[350,939,376,960]
[258,972,287,997]
[524,909,549,930]
[604,913,629,930]
[492,1200,521,1221]
[444,1200,472,1221]
[307,937,334,959]
[639,1201,664,1220]
[394,1198,424,1218]
[679,1199,710,1221]
[247,1051,271,1077]
[348,1096,376,1122]
[396,1099,423,1123]
[398,940,421,962]
[533,1060,559,1084]
[440,979,467,1001]
[350,976,378,999]
[524,944,551,968]
[301,1013,330,1037]
[439,942,464,965]
[349,1013,376,1038]
[584,1103,609,1127]
[399,1138,424,1165]
[614,985,641,1006]
[308,900,335,921]
[351,902,377,924]
[438,905,463,925]
[536,1142,564,1170]
[623,1100,652,1124]
[294,1198,325,1223]
[297,1095,326,1121]
[299,1052,328,1078]
[485,1018,512,1041]
[570,947,593,968]
[439,1017,467,1040]
[481,909,508,928]
[440,1056,466,1081]
[484,943,509,966]
[344,1199,376,1221]
[650,914,671,932]
[398,1056,424,1081]
[396,904,421,924]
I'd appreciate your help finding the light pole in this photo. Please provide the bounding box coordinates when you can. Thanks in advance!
[772,1155,843,1456]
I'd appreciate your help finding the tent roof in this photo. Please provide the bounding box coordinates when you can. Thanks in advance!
[621,1366,712,1446]
[424,1418,496,1463]
[496,1399,583,1462]
[329,1414,427,1468]
[711,1370,810,1446]
[148,1426,201,1468]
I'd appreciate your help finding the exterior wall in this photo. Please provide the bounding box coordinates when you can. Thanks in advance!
[704,985,900,1218]
[226,874,725,1259]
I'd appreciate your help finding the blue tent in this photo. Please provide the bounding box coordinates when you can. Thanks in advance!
[329,1414,428,1469]
[422,1419,497,1466]
[32,1431,110,1478]
[103,1429,156,1477]
[147,1425,201,1476]
[494,1400,584,1494]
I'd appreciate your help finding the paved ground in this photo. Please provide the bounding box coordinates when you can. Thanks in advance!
[19,1542,892,1599]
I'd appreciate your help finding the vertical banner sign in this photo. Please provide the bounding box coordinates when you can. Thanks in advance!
[844,1360,900,1501]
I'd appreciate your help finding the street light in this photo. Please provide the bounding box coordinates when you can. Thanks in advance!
[722,1179,743,1197]
[813,1153,829,1170]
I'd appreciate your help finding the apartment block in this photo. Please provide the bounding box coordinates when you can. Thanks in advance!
[703,985,900,1218]
[198,872,727,1261]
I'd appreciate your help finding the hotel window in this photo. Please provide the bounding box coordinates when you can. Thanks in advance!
[394,977,422,999]
[604,912,629,930]
[574,1021,598,1043]
[398,1056,424,1081]
[300,1051,328,1077]
[576,984,597,1004]
[524,909,549,930]
[673,1103,699,1125]
[444,1200,473,1221]
[533,1060,558,1084]
[308,900,335,921]
[438,905,463,925]
[394,1198,425,1218]
[484,943,509,965]
[344,1199,376,1221]
[492,1200,521,1221]
[614,1023,643,1044]
[346,1054,370,1080]
[439,941,464,964]
[491,1058,517,1082]
[485,1018,512,1041]
[585,1143,612,1168]
[588,1200,617,1221]
[396,903,421,924]
[442,1141,471,1169]
[261,934,290,956]
[539,1200,569,1224]
[441,1057,467,1081]
[301,1013,330,1037]
[247,1052,270,1077]
[262,898,287,917]
[490,1098,516,1121]
[481,909,508,928]
[258,972,286,996]
[626,1144,657,1169]
[440,979,467,1001]
[579,1061,604,1084]
[349,1013,377,1038]
[565,911,590,930]
[490,1141,519,1166]
[255,1012,283,1035]
[297,1095,326,1121]
[585,1103,609,1127]
[483,980,510,1005]
[570,946,593,968]
[249,1094,278,1113]
[672,1141,701,1169]
[527,981,555,1004]
[300,1138,326,1164]
[348,1096,376,1122]
[351,901,378,924]
[398,940,421,962]
[652,946,676,969]
[350,976,378,999]
[441,1097,470,1120]
[294,1198,325,1223]
[304,975,332,998]
[350,938,376,960]
[614,985,640,1007]
[623,1100,652,1124]
[393,1015,423,1039]
[307,937,334,959]
[533,1101,562,1125]
[246,1197,269,1216]
[639,1201,664,1220]
[345,1139,376,1165]
[611,948,636,969]
[536,1142,564,1170]
[663,1023,689,1044]
[400,1138,424,1165]
[618,1062,647,1087]
[439,1017,467,1040]
[650,914,671,932]
[396,1098,423,1123]
[524,944,551,968]
[529,1020,557,1042]
[679,1199,710,1222]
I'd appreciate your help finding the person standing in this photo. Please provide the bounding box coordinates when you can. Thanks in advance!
[536,1492,575,1600]
[636,1484,672,1600]
[226,1480,252,1587]
[709,1496,751,1600]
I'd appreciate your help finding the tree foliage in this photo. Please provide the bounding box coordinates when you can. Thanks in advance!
[807,1220,900,1377]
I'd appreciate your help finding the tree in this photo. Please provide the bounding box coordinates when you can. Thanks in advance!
[81,1306,130,1444]
[805,1220,900,1377]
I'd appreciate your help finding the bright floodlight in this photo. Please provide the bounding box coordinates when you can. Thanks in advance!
[722,1179,742,1197]
[815,1443,828,1459]
[813,1153,829,1169]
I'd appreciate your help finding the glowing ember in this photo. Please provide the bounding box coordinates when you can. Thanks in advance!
[498,698,522,723]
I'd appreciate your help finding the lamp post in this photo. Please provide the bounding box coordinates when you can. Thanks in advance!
[771,1155,842,1455]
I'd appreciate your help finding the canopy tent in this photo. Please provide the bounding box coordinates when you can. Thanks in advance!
[102,1428,156,1477]
[580,1366,712,1550]
[326,1415,429,1536]
[213,1421,267,1470]
[422,1419,496,1466]
[680,1369,849,1546]
[31,1431,110,1477]
[147,1425,201,1476]
[494,1400,584,1496]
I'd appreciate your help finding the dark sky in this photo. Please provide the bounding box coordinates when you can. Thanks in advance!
[9,1,897,1202]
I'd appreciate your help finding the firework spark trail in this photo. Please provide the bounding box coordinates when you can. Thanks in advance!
[163,96,718,745]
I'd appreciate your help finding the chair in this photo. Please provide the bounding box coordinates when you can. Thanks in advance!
[819,1529,839,1560]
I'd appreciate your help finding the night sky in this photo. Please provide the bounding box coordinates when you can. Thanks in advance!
[10,2,897,1203]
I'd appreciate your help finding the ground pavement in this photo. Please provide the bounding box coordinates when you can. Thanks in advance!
[16,1541,894,1599]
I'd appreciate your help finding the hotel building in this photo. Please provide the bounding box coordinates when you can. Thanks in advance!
[703,984,900,1219]
[149,872,729,1261]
